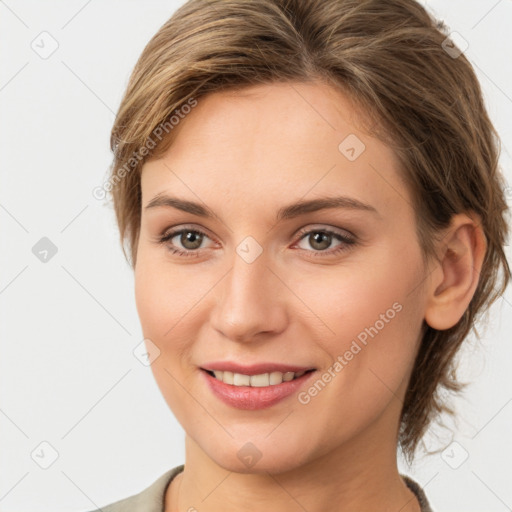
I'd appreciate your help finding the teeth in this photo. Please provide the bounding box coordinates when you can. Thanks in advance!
[233,373,250,386]
[209,370,310,386]
[222,371,234,385]
[269,371,284,385]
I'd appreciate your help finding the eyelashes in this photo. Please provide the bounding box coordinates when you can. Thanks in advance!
[156,225,357,259]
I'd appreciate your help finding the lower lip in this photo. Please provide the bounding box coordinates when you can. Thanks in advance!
[201,369,316,410]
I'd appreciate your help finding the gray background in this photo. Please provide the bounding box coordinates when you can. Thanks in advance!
[1,1,511,510]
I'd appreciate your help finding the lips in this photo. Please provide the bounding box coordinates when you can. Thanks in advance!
[201,367,316,410]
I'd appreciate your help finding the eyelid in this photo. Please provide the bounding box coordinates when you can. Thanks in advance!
[294,223,355,240]
[159,224,218,248]
[160,223,215,240]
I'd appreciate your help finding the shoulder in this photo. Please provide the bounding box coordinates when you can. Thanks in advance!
[402,474,434,512]
[85,465,184,512]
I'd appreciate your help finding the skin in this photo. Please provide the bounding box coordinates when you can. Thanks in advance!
[134,81,486,511]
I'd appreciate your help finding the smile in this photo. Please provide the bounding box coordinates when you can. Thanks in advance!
[201,368,317,410]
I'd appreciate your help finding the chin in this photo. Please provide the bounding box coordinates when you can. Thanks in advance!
[199,435,312,475]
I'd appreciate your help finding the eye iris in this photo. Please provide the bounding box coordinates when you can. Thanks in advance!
[181,231,203,250]
[310,232,331,250]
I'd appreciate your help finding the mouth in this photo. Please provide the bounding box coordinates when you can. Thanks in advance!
[200,368,316,387]
[200,366,317,410]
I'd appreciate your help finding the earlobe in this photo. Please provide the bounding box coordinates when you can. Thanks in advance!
[424,213,487,331]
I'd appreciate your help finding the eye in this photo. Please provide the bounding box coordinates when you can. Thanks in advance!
[293,227,356,257]
[157,227,216,257]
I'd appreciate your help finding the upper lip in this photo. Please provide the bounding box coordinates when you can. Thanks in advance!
[200,362,316,376]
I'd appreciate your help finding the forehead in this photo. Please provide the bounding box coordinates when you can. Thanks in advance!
[140,81,411,221]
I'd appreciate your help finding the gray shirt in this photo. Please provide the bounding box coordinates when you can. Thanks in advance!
[89,465,433,512]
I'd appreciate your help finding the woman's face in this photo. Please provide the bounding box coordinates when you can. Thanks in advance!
[135,81,428,473]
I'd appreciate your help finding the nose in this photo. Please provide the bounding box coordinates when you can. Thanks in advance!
[209,247,288,343]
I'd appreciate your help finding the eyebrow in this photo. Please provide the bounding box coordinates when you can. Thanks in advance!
[144,193,380,221]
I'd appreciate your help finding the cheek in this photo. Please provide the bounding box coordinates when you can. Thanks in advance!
[134,265,166,337]
[300,242,424,387]
[134,251,213,376]
[134,255,200,420]
[134,248,195,336]
[292,265,423,443]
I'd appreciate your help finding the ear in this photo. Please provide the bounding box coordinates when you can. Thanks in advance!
[424,212,487,330]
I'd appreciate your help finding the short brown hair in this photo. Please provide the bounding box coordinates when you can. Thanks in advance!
[107,0,511,459]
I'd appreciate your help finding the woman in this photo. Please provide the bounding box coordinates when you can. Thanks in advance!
[92,0,510,510]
